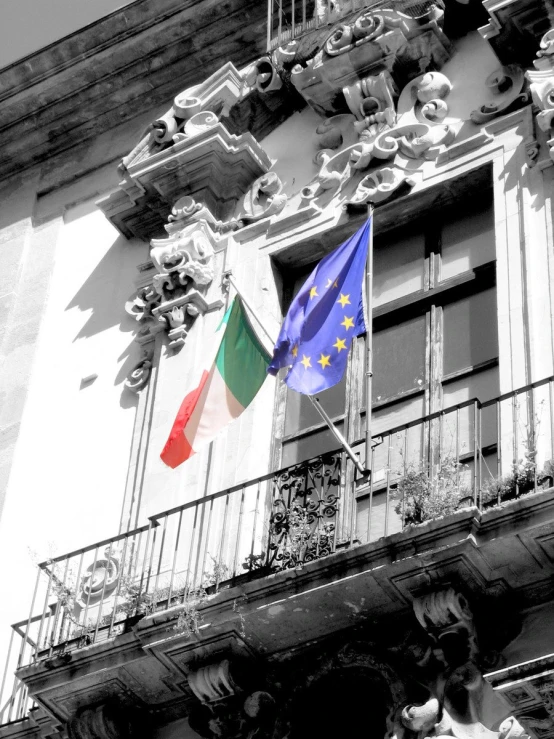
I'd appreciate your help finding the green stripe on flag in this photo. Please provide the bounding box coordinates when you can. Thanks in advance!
[216,298,271,409]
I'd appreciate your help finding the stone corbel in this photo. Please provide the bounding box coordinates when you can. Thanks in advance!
[188,690,276,739]
[398,589,528,739]
[413,587,478,666]
[67,704,149,739]
[188,659,242,703]
[186,659,276,739]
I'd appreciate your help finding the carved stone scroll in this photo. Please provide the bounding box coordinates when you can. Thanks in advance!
[470,65,528,124]
[124,199,224,391]
[239,173,287,223]
[67,704,149,739]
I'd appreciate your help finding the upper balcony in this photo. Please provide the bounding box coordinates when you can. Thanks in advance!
[2,375,554,735]
[266,0,444,50]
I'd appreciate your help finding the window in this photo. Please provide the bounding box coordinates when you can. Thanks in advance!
[276,193,499,474]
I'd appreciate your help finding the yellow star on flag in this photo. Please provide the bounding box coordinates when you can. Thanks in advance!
[333,337,347,352]
[337,293,351,307]
[291,345,298,358]
[333,279,339,288]
[300,355,311,369]
[309,286,318,299]
[317,354,331,369]
[341,316,355,330]
[325,278,333,288]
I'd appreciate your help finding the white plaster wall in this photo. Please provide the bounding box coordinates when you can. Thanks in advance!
[0,198,143,669]
[141,239,279,522]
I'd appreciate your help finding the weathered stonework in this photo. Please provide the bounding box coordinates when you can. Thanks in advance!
[3,4,554,739]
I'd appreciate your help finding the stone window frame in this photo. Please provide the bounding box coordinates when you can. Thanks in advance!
[271,186,498,472]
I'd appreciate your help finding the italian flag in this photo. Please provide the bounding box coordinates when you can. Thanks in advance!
[160,298,271,469]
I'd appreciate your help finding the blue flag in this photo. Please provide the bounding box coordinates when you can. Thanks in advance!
[268,220,371,394]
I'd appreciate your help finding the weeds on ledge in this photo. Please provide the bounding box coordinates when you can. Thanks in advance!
[394,456,471,526]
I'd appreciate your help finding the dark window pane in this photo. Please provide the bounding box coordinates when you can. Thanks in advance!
[284,377,346,436]
[443,288,498,375]
[372,315,426,403]
[281,422,344,467]
[374,226,425,306]
[441,198,495,281]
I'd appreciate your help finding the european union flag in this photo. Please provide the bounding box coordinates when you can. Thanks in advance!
[268,220,371,394]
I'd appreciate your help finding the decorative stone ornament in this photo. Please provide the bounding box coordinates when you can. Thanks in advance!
[287,2,451,117]
[188,660,241,703]
[470,65,528,124]
[124,201,224,391]
[239,173,287,223]
[67,704,149,739]
[97,62,272,241]
[527,30,554,161]
[185,658,276,739]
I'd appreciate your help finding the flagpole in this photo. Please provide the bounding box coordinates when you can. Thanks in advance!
[223,271,367,476]
[365,204,375,475]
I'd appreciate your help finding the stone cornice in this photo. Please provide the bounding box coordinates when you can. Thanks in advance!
[0,0,269,184]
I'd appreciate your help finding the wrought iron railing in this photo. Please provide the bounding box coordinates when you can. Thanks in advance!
[266,0,439,50]
[3,375,554,725]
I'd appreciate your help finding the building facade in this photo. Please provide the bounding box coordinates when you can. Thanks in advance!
[1,1,554,739]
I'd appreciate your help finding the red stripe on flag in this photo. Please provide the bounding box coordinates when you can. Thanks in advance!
[160,370,210,469]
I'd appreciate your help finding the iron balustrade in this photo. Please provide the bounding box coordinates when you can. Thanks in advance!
[3,375,554,725]
[266,0,441,50]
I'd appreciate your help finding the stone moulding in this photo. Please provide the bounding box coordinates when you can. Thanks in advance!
[96,59,281,242]
[99,123,272,241]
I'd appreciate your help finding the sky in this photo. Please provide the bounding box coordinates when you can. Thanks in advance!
[0,0,134,69]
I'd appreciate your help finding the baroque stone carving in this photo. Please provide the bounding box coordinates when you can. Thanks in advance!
[124,348,154,393]
[286,3,451,117]
[343,71,398,137]
[97,61,273,241]
[527,30,554,162]
[239,173,287,223]
[67,704,149,739]
[188,691,276,739]
[346,167,415,206]
[186,659,276,739]
[398,588,525,739]
[188,660,241,704]
[470,66,528,124]
[79,548,122,605]
[124,199,224,391]
[413,587,478,666]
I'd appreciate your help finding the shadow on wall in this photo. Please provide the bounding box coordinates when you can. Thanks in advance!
[63,201,147,398]
[65,231,137,339]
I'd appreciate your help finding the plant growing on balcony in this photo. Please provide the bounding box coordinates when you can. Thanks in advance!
[480,453,554,506]
[481,402,554,506]
[173,557,231,637]
[394,456,471,526]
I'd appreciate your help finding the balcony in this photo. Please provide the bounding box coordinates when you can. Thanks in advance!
[3,376,554,730]
[266,0,442,50]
